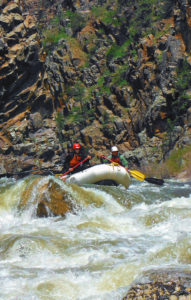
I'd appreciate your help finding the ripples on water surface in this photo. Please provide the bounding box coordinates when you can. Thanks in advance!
[0,176,191,300]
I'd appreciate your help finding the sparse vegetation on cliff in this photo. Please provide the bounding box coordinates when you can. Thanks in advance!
[166,145,191,177]
[0,0,191,177]
[142,144,191,179]
[174,59,191,120]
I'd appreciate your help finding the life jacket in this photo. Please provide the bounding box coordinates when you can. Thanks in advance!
[111,156,121,165]
[69,154,83,167]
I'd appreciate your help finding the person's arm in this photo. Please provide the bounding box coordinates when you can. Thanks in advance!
[120,155,128,168]
[99,154,111,164]
[82,153,92,166]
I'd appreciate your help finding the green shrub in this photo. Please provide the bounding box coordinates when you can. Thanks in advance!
[56,111,65,143]
[65,10,86,35]
[166,145,191,176]
[172,59,191,118]
[106,41,130,62]
[66,82,85,99]
[42,29,68,47]
[91,4,121,26]
[65,81,95,127]
[111,66,128,87]
[101,111,116,137]
[176,59,191,92]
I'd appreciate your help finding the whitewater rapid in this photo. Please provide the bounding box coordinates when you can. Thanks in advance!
[0,176,190,299]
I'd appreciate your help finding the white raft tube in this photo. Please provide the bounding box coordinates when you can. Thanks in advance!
[62,164,131,189]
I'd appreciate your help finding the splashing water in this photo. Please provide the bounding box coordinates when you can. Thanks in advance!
[0,176,190,299]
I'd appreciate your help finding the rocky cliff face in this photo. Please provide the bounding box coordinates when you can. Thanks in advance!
[0,0,61,175]
[0,0,191,177]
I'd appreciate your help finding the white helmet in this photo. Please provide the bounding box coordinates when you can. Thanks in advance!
[111,146,118,152]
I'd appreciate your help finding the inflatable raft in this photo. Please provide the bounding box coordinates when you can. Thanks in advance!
[60,164,131,189]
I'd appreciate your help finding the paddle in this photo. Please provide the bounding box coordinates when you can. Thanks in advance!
[101,155,164,186]
[59,156,91,179]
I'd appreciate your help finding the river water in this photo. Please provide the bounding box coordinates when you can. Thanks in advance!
[0,175,191,300]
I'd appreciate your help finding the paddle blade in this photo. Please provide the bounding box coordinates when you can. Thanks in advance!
[58,174,68,181]
[145,177,164,185]
[128,170,145,181]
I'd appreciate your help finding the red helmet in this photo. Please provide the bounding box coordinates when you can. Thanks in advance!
[73,143,81,150]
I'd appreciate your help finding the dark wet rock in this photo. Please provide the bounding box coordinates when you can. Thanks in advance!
[123,268,191,299]
[19,177,73,217]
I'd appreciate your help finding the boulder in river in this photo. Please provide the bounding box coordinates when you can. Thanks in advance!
[19,176,73,217]
[123,268,191,299]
